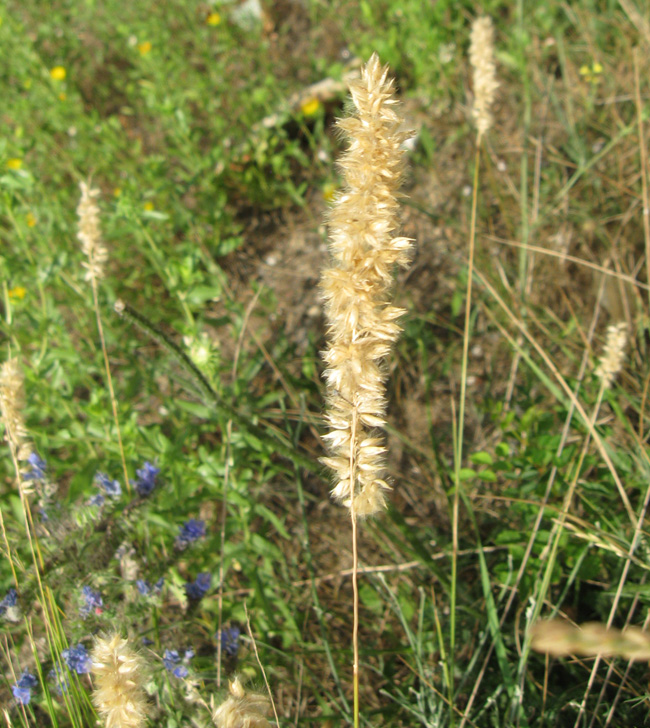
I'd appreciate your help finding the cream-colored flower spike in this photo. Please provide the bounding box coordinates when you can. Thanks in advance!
[532,619,650,661]
[91,634,148,728]
[212,676,271,728]
[77,181,108,282]
[321,53,413,517]
[595,321,627,389]
[469,16,499,140]
[0,357,32,463]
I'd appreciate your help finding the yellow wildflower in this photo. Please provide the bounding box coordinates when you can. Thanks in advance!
[143,201,154,211]
[113,188,122,197]
[50,66,66,81]
[26,212,36,227]
[8,287,27,301]
[206,11,221,26]
[6,158,22,170]
[138,41,152,56]
[579,61,603,84]
[300,97,320,116]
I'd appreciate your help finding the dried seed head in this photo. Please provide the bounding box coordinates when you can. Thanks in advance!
[0,357,31,462]
[320,53,413,518]
[212,676,271,728]
[531,620,650,661]
[469,16,499,139]
[91,634,148,728]
[77,181,108,282]
[595,322,628,389]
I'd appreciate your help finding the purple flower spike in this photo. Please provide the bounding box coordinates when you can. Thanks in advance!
[23,453,47,481]
[184,572,211,601]
[135,461,160,497]
[95,472,121,498]
[176,519,205,549]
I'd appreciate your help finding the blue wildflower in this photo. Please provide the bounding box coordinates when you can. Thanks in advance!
[176,519,205,549]
[141,637,154,646]
[0,588,18,617]
[134,461,160,497]
[163,648,192,678]
[88,493,105,507]
[218,626,241,658]
[184,572,211,601]
[61,644,91,674]
[12,670,37,705]
[23,453,47,481]
[162,649,180,671]
[136,579,151,596]
[162,649,188,678]
[80,586,103,617]
[136,577,164,596]
[49,665,69,695]
[95,472,121,498]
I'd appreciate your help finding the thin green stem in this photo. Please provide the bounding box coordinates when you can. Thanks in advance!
[92,278,130,493]
[451,141,481,722]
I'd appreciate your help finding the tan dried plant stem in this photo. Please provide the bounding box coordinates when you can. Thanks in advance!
[453,16,498,715]
[77,182,130,493]
[320,53,412,726]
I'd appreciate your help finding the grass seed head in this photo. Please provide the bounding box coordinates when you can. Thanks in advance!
[595,321,628,389]
[212,676,271,728]
[91,633,148,728]
[469,16,499,139]
[0,357,32,464]
[320,53,413,517]
[77,181,108,282]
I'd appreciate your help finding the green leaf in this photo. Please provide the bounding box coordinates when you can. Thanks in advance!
[470,451,493,465]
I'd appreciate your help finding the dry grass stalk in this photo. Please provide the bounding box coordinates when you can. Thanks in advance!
[91,634,148,728]
[595,321,628,389]
[531,620,650,661]
[320,52,413,517]
[469,16,499,140]
[212,676,271,728]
